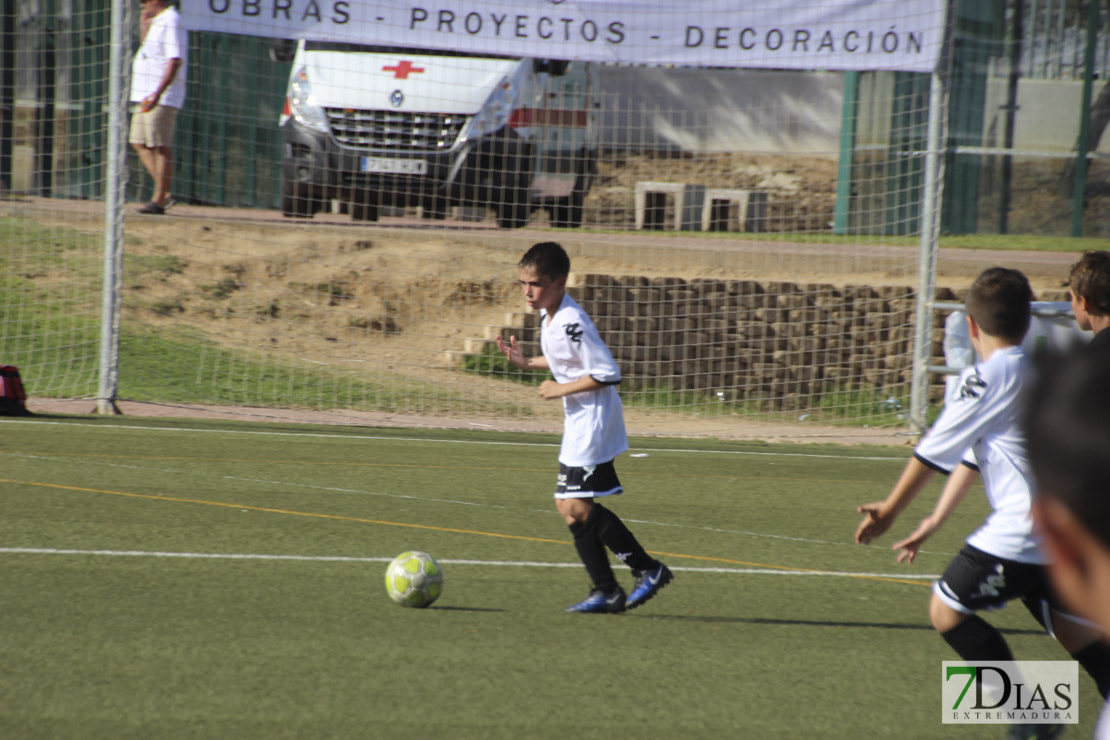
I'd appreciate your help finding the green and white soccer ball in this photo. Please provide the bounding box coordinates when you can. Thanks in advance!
[384,551,444,608]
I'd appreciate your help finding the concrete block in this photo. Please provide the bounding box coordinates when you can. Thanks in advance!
[700,189,769,233]
[634,181,707,231]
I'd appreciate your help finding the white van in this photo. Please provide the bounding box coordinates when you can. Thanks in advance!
[278,40,598,228]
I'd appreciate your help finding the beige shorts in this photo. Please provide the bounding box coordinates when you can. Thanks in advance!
[129,104,178,148]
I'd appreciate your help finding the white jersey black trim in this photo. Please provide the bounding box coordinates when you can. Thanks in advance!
[540,293,629,468]
[913,452,951,475]
[913,346,1044,564]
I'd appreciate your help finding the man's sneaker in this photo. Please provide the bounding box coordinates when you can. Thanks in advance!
[138,201,164,215]
[626,562,673,610]
[564,586,626,614]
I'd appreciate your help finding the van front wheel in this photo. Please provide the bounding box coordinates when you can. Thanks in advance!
[350,191,380,222]
[281,179,321,219]
[496,201,529,229]
[351,202,379,222]
[550,191,584,228]
[494,175,531,229]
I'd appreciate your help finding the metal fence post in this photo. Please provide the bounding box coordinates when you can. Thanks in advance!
[1071,0,1101,237]
[910,70,947,436]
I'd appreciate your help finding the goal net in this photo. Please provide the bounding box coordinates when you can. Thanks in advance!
[3,0,957,437]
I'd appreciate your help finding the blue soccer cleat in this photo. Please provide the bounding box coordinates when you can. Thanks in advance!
[626,562,673,610]
[564,586,627,614]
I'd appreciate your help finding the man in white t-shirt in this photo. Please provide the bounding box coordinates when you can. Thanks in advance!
[129,0,187,215]
[855,268,1110,733]
[497,242,672,613]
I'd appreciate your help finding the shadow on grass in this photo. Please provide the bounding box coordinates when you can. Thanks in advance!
[630,614,1046,635]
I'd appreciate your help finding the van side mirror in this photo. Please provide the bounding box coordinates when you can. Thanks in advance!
[532,59,569,76]
[270,39,296,64]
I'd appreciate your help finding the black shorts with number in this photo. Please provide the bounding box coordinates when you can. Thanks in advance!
[934,545,1067,629]
[554,460,622,500]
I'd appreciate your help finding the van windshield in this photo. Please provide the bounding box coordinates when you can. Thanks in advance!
[304,41,520,61]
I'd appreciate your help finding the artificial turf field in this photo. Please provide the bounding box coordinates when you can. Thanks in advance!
[1,415,1100,739]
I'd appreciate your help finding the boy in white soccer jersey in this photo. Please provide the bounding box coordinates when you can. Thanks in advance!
[497,242,672,613]
[854,268,1110,712]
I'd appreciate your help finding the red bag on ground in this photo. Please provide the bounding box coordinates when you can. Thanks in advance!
[0,365,32,416]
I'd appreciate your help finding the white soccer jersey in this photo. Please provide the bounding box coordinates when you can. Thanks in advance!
[540,294,628,467]
[130,7,188,109]
[914,346,1044,563]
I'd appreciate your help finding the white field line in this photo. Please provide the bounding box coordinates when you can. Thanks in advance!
[0,547,940,580]
[0,419,907,461]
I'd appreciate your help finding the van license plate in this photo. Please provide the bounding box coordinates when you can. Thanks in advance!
[360,157,427,175]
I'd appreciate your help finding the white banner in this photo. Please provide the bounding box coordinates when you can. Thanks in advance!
[182,0,945,73]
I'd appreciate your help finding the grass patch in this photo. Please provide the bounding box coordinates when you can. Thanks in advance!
[462,343,914,426]
[0,218,106,396]
[937,233,1108,252]
[459,344,547,386]
[548,225,1100,253]
[0,216,103,253]
[147,299,185,316]
[115,328,528,417]
[621,383,913,427]
[125,253,187,278]
[200,278,241,299]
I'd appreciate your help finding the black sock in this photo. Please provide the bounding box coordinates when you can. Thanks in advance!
[941,615,1015,662]
[568,510,617,593]
[1072,641,1110,699]
[592,503,657,572]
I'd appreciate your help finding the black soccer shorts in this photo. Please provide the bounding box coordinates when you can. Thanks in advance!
[934,544,1071,630]
[554,460,622,499]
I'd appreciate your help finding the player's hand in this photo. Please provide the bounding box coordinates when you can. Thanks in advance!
[538,380,561,400]
[496,335,525,368]
[891,516,939,564]
[141,94,158,112]
[854,502,894,545]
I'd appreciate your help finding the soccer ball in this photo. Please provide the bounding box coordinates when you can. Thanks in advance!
[384,551,444,608]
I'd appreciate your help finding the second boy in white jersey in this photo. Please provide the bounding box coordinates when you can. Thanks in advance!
[854,267,1110,725]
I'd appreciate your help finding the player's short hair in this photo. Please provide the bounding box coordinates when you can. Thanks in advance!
[1068,250,1110,317]
[964,267,1032,343]
[519,242,570,281]
[1024,345,1110,547]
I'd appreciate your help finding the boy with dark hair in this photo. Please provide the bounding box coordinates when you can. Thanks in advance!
[497,242,672,613]
[854,268,1110,728]
[1067,250,1110,349]
[1026,345,1110,737]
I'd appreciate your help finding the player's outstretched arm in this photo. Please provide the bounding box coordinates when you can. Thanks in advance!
[496,335,548,371]
[855,456,937,546]
[891,463,977,564]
